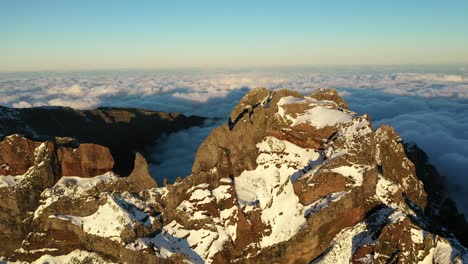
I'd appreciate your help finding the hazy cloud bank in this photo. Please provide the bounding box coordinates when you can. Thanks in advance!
[1,69,467,114]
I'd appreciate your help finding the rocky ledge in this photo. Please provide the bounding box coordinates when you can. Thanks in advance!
[0,88,467,263]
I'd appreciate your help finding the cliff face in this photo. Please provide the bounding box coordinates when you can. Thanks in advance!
[0,88,467,263]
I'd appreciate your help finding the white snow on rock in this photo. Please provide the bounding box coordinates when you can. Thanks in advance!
[376,174,399,205]
[220,177,232,184]
[277,96,354,129]
[127,180,237,263]
[410,228,425,244]
[419,238,468,264]
[333,117,372,151]
[54,173,119,193]
[328,166,365,186]
[128,218,237,264]
[304,191,349,217]
[176,183,233,220]
[1,249,114,264]
[187,183,210,193]
[387,209,407,224]
[235,136,321,247]
[34,172,119,219]
[14,248,59,254]
[177,197,212,220]
[212,184,232,201]
[312,222,373,264]
[0,142,50,188]
[51,194,152,242]
[0,174,27,188]
[189,188,213,204]
[30,249,114,264]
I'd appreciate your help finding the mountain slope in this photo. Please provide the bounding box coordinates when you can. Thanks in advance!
[0,88,466,263]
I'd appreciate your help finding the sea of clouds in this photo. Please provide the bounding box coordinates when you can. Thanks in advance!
[1,66,467,214]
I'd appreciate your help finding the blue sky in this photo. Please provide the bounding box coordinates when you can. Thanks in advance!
[1,0,468,71]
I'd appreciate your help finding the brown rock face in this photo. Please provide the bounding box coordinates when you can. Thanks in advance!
[0,134,41,176]
[193,88,301,177]
[293,172,349,205]
[0,135,115,178]
[0,138,59,255]
[374,125,427,209]
[310,88,349,109]
[57,143,114,177]
[352,245,375,263]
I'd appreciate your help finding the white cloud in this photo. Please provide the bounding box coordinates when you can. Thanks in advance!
[147,120,222,184]
[12,101,32,108]
[0,94,20,104]
[47,97,99,109]
[47,84,84,97]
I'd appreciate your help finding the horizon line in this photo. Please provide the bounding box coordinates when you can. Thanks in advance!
[1,63,468,74]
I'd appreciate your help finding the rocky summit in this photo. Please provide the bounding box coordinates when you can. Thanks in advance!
[0,88,467,263]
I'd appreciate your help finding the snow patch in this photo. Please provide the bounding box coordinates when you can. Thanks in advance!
[30,249,113,264]
[0,174,26,188]
[34,172,119,219]
[277,96,354,129]
[51,194,152,242]
[128,218,236,264]
[304,191,349,217]
[212,185,232,201]
[312,222,373,264]
[235,136,321,247]
[419,238,468,264]
[328,166,365,186]
[410,228,424,244]
[376,174,399,205]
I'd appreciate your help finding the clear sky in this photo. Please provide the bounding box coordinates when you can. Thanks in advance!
[1,0,468,72]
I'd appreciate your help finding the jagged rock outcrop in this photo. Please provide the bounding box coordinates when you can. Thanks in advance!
[0,88,467,263]
[57,144,114,177]
[0,134,42,175]
[405,143,468,247]
[0,137,60,255]
[0,134,114,178]
[0,135,158,260]
[123,152,158,192]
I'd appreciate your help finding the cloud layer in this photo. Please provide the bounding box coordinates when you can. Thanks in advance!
[1,67,467,215]
[1,69,467,114]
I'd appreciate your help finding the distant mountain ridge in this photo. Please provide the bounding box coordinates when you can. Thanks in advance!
[0,88,467,263]
[0,105,207,175]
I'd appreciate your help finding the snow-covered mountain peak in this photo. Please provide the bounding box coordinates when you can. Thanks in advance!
[1,88,467,263]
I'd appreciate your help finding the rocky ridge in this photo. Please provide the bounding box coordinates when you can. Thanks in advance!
[0,88,467,263]
[0,106,206,174]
